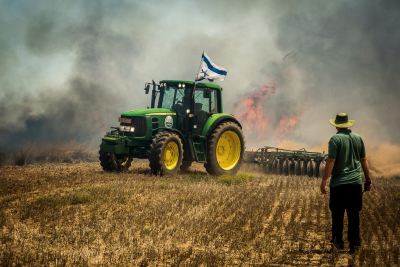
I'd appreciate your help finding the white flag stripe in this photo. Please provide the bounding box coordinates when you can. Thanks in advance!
[195,52,227,82]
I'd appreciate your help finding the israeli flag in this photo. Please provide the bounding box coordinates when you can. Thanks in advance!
[195,51,228,82]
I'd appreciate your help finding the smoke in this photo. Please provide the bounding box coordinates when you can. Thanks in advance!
[0,1,142,147]
[0,0,399,176]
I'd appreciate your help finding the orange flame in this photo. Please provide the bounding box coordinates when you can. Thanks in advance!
[232,81,275,139]
[276,115,300,139]
[232,80,303,143]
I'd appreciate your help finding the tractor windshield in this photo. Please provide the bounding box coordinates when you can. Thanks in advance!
[159,85,191,112]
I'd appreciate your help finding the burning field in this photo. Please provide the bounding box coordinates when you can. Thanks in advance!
[1,158,399,266]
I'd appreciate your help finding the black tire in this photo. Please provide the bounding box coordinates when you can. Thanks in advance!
[204,121,245,175]
[307,161,314,177]
[99,149,131,172]
[294,160,302,176]
[319,161,326,178]
[99,150,114,172]
[283,159,289,176]
[289,160,296,176]
[180,160,192,171]
[149,131,183,176]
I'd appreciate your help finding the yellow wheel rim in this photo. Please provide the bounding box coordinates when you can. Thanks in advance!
[216,131,241,170]
[163,141,179,170]
[111,154,130,169]
[118,156,130,166]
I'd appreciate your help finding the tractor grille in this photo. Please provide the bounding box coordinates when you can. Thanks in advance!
[120,116,146,137]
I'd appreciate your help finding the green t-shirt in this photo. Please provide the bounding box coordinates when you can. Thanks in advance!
[328,129,366,187]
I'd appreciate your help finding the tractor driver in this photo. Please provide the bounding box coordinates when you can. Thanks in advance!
[172,88,191,133]
[172,89,191,115]
[194,102,208,126]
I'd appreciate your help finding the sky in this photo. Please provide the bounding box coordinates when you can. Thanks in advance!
[0,0,400,174]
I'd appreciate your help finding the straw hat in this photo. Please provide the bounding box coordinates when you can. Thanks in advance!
[329,113,355,128]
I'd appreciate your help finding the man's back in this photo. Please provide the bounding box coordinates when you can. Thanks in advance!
[328,129,365,187]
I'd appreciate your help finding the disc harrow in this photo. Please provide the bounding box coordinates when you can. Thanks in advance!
[244,146,328,177]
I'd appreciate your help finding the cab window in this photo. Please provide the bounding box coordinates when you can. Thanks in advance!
[193,88,210,112]
[210,89,217,113]
[193,88,219,113]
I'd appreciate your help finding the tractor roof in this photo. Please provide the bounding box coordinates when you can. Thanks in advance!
[160,80,222,90]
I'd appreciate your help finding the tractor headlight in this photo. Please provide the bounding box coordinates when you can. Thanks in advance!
[182,83,186,88]
[178,83,182,88]
[119,126,135,132]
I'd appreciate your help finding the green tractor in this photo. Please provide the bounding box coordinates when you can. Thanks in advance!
[99,80,245,175]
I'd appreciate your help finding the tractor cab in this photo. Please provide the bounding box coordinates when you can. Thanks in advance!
[146,80,222,136]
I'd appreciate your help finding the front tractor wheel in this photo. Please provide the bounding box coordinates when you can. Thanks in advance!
[204,122,245,175]
[99,150,132,172]
[149,132,183,175]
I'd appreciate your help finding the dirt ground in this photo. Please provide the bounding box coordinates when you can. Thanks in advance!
[1,161,399,266]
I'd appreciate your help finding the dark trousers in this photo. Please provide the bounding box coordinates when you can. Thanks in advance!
[329,184,362,247]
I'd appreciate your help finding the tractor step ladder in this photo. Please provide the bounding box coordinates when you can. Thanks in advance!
[192,139,206,162]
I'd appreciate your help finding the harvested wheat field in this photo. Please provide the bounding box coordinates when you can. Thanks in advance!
[1,161,399,266]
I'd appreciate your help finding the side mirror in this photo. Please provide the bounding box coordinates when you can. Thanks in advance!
[203,89,210,98]
[144,84,150,94]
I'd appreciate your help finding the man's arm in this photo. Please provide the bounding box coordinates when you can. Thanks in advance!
[361,157,372,190]
[320,158,335,194]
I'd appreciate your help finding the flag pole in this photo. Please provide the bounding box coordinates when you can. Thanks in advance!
[192,84,197,99]
[192,50,204,99]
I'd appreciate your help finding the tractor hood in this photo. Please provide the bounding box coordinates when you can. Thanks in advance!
[121,108,176,117]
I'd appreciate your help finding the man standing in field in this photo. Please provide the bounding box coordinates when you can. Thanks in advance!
[320,113,372,253]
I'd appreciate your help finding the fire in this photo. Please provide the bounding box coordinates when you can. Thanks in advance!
[232,81,275,139]
[232,80,303,143]
[276,115,300,139]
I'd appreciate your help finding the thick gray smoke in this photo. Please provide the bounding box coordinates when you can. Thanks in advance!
[1,0,399,175]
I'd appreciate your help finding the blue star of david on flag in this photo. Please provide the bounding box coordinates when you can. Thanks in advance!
[201,69,209,77]
[195,51,227,82]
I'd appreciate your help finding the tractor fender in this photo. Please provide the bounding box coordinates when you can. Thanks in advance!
[158,127,187,149]
[202,114,242,138]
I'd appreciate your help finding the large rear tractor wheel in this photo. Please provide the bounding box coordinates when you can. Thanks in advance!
[149,132,183,176]
[99,150,132,172]
[204,122,245,175]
